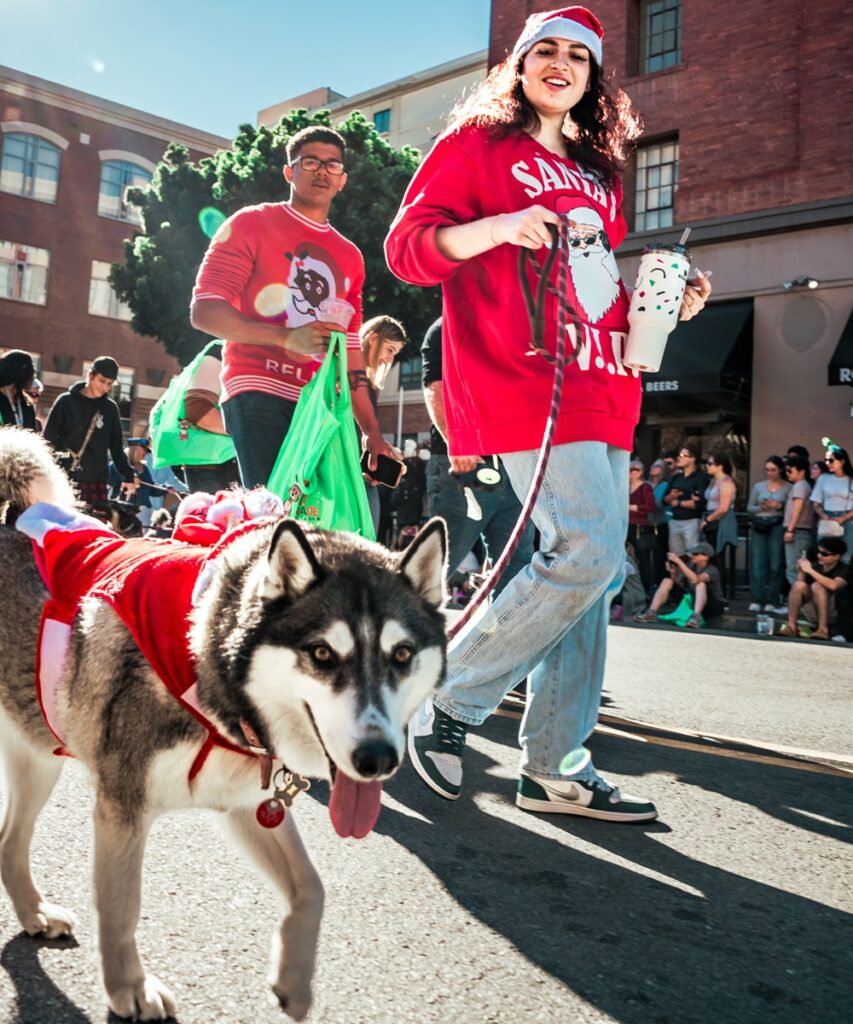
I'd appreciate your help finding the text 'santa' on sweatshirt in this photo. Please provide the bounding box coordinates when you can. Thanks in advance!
[193,203,365,404]
[385,127,641,455]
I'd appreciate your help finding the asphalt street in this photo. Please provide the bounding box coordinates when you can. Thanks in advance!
[1,627,850,1024]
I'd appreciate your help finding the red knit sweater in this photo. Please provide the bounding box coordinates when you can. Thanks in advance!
[628,482,657,526]
[193,203,364,403]
[385,126,641,455]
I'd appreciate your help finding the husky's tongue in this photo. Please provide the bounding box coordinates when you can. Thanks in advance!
[329,772,382,839]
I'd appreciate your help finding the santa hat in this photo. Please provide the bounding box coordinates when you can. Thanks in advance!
[512,6,604,67]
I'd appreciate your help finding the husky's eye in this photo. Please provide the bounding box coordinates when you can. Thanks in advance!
[310,644,335,665]
[392,645,414,665]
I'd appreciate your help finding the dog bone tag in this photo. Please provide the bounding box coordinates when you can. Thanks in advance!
[274,771,311,808]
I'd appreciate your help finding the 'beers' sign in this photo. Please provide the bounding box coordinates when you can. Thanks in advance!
[645,380,679,392]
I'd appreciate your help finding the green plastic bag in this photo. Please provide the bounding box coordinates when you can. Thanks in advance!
[267,332,375,539]
[657,593,704,628]
[149,340,237,469]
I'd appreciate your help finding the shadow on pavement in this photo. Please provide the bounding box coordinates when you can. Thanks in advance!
[0,933,92,1024]
[377,713,853,1024]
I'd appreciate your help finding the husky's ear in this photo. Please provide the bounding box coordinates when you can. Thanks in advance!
[262,519,321,600]
[399,517,447,608]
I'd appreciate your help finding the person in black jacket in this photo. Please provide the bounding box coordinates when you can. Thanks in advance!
[44,356,138,507]
[0,350,37,430]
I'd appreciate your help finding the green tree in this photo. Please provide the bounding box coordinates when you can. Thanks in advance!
[110,110,439,367]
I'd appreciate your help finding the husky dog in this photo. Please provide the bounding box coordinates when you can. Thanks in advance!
[0,427,447,1021]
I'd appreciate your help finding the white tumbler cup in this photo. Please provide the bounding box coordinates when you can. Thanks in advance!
[623,243,691,372]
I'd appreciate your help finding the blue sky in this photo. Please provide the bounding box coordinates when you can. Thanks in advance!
[1,0,492,139]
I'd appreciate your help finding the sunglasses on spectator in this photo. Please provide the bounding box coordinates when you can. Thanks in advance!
[825,455,837,463]
[817,549,835,557]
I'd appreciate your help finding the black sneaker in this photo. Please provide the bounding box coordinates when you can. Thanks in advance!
[516,773,657,822]
[407,700,469,800]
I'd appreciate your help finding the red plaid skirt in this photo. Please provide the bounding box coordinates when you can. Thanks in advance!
[77,481,109,506]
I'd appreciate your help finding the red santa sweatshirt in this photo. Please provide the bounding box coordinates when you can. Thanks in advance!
[193,203,365,403]
[385,127,641,454]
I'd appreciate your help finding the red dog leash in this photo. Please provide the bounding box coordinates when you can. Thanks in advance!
[448,214,583,640]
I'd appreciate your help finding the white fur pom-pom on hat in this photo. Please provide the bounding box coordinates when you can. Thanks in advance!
[206,497,244,530]
[241,487,284,520]
[173,492,215,531]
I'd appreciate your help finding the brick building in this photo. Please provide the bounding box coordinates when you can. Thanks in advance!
[0,66,228,434]
[489,0,853,483]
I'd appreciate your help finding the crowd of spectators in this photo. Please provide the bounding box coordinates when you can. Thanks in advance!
[628,440,853,641]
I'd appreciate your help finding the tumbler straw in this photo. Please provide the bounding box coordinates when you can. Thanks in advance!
[678,227,691,247]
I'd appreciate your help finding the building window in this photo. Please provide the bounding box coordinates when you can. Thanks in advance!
[83,361,135,432]
[635,140,679,231]
[89,260,132,320]
[640,0,682,74]
[398,355,422,390]
[0,132,61,203]
[97,160,151,223]
[0,240,50,305]
[373,109,391,134]
[114,369,135,433]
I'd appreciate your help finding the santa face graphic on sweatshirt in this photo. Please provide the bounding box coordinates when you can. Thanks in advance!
[559,203,622,324]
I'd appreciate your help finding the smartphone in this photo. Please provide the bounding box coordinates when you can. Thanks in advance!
[360,451,404,489]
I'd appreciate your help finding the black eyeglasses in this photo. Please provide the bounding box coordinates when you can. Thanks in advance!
[817,549,834,557]
[290,156,346,175]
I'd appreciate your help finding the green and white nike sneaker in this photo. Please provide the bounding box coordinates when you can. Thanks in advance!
[407,700,470,800]
[516,772,657,822]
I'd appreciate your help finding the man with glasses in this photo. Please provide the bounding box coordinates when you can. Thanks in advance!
[191,125,394,488]
[781,536,849,640]
[663,443,709,555]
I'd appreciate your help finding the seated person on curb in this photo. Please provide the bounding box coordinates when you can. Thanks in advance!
[781,536,848,640]
[634,541,725,628]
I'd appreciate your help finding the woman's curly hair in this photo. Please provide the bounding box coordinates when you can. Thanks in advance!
[445,53,642,189]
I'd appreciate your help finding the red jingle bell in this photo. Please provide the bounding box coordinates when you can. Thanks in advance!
[256,798,285,829]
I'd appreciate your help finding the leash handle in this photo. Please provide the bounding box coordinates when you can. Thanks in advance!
[448,213,579,640]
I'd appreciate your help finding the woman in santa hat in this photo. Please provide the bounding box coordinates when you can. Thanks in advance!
[387,6,712,822]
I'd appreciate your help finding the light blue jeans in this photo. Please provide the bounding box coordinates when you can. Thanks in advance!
[435,442,629,780]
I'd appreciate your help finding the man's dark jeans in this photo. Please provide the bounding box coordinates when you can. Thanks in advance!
[427,453,534,596]
[221,392,297,489]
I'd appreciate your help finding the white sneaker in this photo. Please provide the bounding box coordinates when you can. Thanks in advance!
[831,634,847,644]
[771,605,789,616]
[748,603,761,613]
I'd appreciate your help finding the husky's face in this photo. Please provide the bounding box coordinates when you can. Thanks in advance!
[236,519,447,836]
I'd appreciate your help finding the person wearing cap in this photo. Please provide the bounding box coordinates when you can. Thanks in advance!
[634,541,725,628]
[109,437,156,527]
[0,349,38,431]
[781,535,850,640]
[388,6,712,822]
[44,357,139,509]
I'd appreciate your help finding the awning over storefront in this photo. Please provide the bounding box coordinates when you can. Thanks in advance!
[642,301,753,397]
[828,310,853,386]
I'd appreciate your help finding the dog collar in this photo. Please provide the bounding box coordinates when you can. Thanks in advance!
[239,719,311,828]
